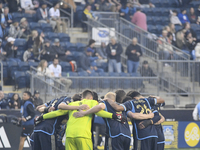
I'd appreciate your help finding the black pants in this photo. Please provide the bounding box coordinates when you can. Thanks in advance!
[111,135,131,150]
[31,132,52,150]
[137,137,157,150]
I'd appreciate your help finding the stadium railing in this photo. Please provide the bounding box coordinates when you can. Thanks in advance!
[0,61,3,90]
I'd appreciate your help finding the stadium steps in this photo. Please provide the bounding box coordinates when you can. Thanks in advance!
[68,28,89,44]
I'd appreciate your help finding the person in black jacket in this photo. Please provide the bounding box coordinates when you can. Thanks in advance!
[140,61,155,77]
[33,90,43,108]
[106,37,123,73]
[0,91,9,109]
[5,37,18,59]
[125,37,142,73]
[52,38,72,62]
[40,40,56,61]
[79,47,104,74]
[18,91,35,150]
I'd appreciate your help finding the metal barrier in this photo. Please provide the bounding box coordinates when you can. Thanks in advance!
[0,61,3,90]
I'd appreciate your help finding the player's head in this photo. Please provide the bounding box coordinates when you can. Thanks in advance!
[82,90,93,100]
[72,93,81,102]
[92,91,98,101]
[122,96,132,103]
[126,91,141,99]
[105,92,116,102]
[115,89,126,104]
[23,91,32,100]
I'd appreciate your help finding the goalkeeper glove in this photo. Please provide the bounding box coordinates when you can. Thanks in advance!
[137,119,153,129]
[34,115,43,126]
[112,114,126,124]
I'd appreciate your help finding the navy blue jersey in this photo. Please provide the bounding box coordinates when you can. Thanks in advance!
[34,96,71,135]
[102,101,131,139]
[151,104,165,144]
[122,98,158,140]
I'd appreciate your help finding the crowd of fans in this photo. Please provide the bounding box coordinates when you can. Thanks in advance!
[0,90,43,110]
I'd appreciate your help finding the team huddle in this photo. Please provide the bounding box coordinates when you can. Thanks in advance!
[31,90,165,150]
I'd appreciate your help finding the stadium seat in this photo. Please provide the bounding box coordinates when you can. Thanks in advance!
[98,72,110,89]
[7,61,19,78]
[18,62,30,71]
[46,32,59,41]
[76,43,86,52]
[185,104,196,108]
[161,18,170,26]
[148,25,157,34]
[12,13,22,22]
[89,72,99,89]
[65,71,78,89]
[14,39,27,50]
[41,23,53,32]
[28,62,39,69]
[0,61,8,78]
[60,62,72,72]
[156,25,163,34]
[16,50,25,61]
[147,17,153,25]
[78,71,89,89]
[122,28,133,39]
[161,0,170,7]
[25,71,30,88]
[66,42,77,51]
[23,13,35,22]
[7,93,14,99]
[108,73,119,89]
[14,71,27,89]
[119,73,131,89]
[29,22,41,30]
[153,8,162,16]
[58,33,70,42]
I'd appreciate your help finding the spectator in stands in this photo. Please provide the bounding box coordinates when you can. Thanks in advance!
[157,30,173,61]
[0,91,10,109]
[140,60,155,77]
[5,37,18,59]
[0,1,3,13]
[178,9,190,24]
[33,90,43,108]
[82,4,93,32]
[195,43,200,61]
[0,39,6,61]
[40,40,56,61]
[61,0,77,12]
[37,59,52,76]
[125,37,142,73]
[10,93,22,109]
[8,21,24,38]
[20,18,31,39]
[88,0,99,11]
[79,47,104,73]
[138,0,155,8]
[20,0,39,14]
[33,31,45,59]
[23,45,35,62]
[120,3,132,21]
[169,23,176,42]
[170,10,182,26]
[188,7,198,24]
[106,37,123,73]
[168,32,176,47]
[26,30,38,49]
[97,0,112,11]
[8,0,22,13]
[52,38,71,62]
[97,42,107,60]
[49,2,67,33]
[1,7,13,29]
[183,22,197,41]
[36,2,50,24]
[49,57,72,91]
[185,31,196,60]
[131,7,147,31]
[176,29,188,50]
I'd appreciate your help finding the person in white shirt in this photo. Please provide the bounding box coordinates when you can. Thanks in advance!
[20,0,39,14]
[48,57,72,91]
[49,2,67,33]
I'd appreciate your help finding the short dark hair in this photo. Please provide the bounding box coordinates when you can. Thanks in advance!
[100,96,104,99]
[123,96,132,103]
[53,57,59,61]
[72,94,81,102]
[82,90,93,99]
[115,90,126,103]
[24,91,32,98]
[92,91,98,101]
[167,32,173,38]
[126,91,141,98]
[143,60,148,65]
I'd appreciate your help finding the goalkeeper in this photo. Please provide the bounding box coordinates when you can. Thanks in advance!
[35,90,125,150]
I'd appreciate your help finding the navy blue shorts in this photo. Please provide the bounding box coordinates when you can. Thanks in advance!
[111,135,131,150]
[137,137,157,150]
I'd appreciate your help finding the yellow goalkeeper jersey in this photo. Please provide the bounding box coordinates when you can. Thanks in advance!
[43,99,112,139]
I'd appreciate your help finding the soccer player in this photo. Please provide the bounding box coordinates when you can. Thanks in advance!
[73,92,155,150]
[36,90,124,150]
[31,96,89,150]
[18,91,35,150]
[106,91,165,150]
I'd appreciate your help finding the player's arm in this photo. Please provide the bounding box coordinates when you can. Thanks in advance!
[106,98,125,111]
[58,103,89,110]
[127,112,154,120]
[154,113,165,125]
[43,109,69,119]
[149,96,165,104]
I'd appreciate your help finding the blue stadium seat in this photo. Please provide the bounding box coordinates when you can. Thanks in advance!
[161,0,170,7]
[109,73,119,89]
[12,13,22,22]
[78,71,89,89]
[7,93,14,99]
[41,23,53,32]
[60,42,67,49]
[60,62,72,72]
[66,42,77,51]
[18,62,30,71]
[14,39,27,50]
[0,62,8,78]
[122,28,133,39]
[153,17,162,25]
[16,50,25,61]
[162,8,169,16]
[28,62,39,68]
[142,8,153,16]
[89,72,99,89]
[148,25,157,34]
[46,32,59,41]
[68,72,78,76]
[156,25,163,35]
[98,72,110,89]
[175,25,182,31]
[120,73,131,89]
[25,71,30,88]
[58,33,70,42]
[7,61,19,78]
[76,43,86,52]
[147,17,153,25]
[71,52,83,62]
[23,13,35,22]
[14,71,26,89]
[162,18,170,26]
[67,71,78,89]
[152,0,161,7]
[29,22,41,30]
[168,1,178,7]
[153,8,162,16]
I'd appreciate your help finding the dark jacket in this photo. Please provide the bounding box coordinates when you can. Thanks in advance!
[8,0,19,13]
[41,45,56,61]
[36,8,49,21]
[125,44,142,62]
[5,43,17,58]
[52,45,66,57]
[106,43,123,62]
[10,98,22,109]
[140,66,155,77]
[33,97,43,108]
[80,52,91,70]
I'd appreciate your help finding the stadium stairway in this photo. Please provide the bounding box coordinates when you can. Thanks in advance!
[68,28,88,44]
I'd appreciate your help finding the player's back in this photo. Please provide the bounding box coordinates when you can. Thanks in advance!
[66,99,98,139]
